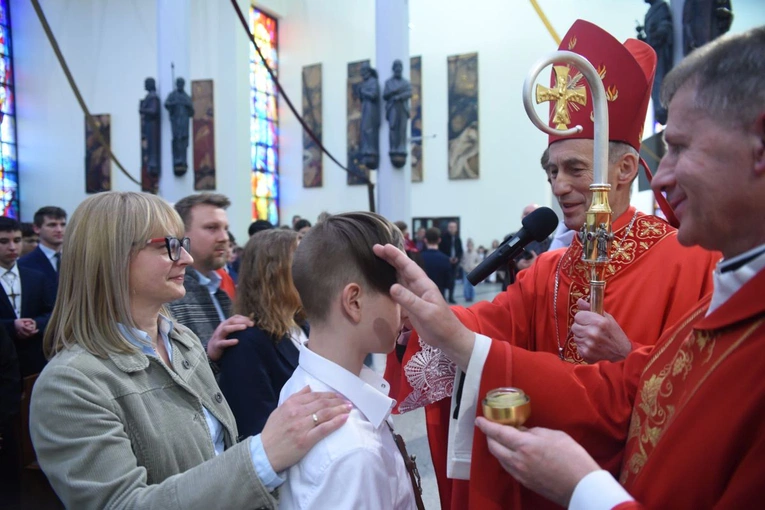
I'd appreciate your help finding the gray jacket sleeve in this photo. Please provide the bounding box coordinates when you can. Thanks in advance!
[30,363,276,510]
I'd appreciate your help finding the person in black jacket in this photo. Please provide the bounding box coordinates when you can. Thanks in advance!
[218,229,307,436]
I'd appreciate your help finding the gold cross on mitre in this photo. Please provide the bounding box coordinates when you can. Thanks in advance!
[535,65,587,130]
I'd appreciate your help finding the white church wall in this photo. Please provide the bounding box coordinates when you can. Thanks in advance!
[13,0,155,221]
[273,0,648,246]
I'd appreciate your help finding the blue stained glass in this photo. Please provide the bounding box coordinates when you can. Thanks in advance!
[250,7,278,224]
[0,3,7,26]
[1,114,14,144]
[0,85,13,114]
[0,56,10,83]
[0,26,7,56]
[2,142,16,169]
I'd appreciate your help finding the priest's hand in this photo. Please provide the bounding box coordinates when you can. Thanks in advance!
[571,298,632,363]
[475,418,600,507]
[373,243,475,371]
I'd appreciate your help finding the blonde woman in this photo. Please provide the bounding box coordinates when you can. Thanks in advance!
[30,192,350,509]
[219,229,307,437]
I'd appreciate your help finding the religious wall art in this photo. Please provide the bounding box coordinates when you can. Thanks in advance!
[165,77,194,176]
[140,77,160,193]
[347,59,372,185]
[85,114,111,193]
[302,63,323,188]
[447,52,479,180]
[383,59,411,168]
[192,79,215,190]
[410,56,423,182]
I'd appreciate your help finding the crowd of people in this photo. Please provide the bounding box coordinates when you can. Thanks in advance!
[0,20,763,510]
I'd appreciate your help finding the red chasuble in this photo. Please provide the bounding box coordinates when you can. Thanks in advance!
[384,209,720,510]
[476,267,765,509]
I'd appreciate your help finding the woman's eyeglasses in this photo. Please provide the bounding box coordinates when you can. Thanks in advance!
[146,237,191,261]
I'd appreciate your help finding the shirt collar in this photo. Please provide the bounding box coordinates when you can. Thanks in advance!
[193,268,221,294]
[117,314,175,358]
[2,263,19,279]
[39,243,59,260]
[298,345,395,429]
[708,243,765,315]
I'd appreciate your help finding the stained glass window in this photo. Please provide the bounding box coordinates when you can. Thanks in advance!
[250,8,279,225]
[0,0,18,218]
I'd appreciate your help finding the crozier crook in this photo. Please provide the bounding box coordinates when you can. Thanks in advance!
[523,50,612,315]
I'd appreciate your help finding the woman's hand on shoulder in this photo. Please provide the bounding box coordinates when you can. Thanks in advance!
[260,386,352,472]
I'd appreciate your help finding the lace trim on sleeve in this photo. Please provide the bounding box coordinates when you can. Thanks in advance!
[398,337,457,413]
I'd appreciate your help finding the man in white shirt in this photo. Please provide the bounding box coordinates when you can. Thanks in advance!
[279,212,419,509]
[374,26,765,509]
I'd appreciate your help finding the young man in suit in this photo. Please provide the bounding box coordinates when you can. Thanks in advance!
[0,217,56,376]
[18,206,67,292]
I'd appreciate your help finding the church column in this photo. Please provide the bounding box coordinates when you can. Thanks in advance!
[157,0,194,201]
[375,0,411,223]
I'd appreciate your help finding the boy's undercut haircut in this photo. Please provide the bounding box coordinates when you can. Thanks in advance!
[292,211,403,323]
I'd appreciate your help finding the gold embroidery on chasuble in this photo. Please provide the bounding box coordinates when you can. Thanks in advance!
[559,216,670,363]
[621,317,763,486]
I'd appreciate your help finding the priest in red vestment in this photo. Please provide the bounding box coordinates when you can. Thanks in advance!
[376,25,765,510]
[384,20,719,510]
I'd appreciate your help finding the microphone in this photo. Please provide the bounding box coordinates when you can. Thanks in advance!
[467,207,559,285]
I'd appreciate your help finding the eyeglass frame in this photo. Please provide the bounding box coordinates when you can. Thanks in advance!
[146,236,191,262]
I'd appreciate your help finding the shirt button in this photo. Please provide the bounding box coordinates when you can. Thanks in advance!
[182,359,191,369]
[214,392,223,403]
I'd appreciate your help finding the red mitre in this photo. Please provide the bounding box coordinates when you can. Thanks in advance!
[545,19,656,151]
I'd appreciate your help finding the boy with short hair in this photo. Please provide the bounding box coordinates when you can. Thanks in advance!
[278,212,418,509]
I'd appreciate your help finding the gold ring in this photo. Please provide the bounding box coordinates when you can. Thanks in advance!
[312,413,319,426]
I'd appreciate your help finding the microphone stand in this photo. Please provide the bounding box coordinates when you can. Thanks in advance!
[522,52,612,315]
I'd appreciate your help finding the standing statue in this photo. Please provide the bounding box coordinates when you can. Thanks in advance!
[383,59,412,168]
[139,77,161,177]
[637,0,673,125]
[682,0,733,56]
[356,64,381,170]
[164,77,195,176]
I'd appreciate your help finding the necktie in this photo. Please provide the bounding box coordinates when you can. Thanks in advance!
[54,252,61,272]
[2,270,19,316]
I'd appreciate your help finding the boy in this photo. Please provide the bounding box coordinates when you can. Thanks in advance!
[279,212,418,509]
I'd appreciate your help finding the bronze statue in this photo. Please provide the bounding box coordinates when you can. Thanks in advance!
[164,77,194,176]
[637,0,673,125]
[356,64,381,170]
[139,78,161,177]
[383,59,412,168]
[682,0,733,56]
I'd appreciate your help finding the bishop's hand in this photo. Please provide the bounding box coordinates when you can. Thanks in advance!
[571,298,632,363]
[373,244,475,371]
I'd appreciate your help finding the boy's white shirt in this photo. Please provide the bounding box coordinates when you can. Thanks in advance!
[278,344,417,510]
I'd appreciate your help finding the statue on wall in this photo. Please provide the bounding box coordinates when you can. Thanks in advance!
[356,64,381,170]
[383,59,412,168]
[139,77,161,177]
[164,77,195,176]
[682,0,733,56]
[637,0,673,125]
